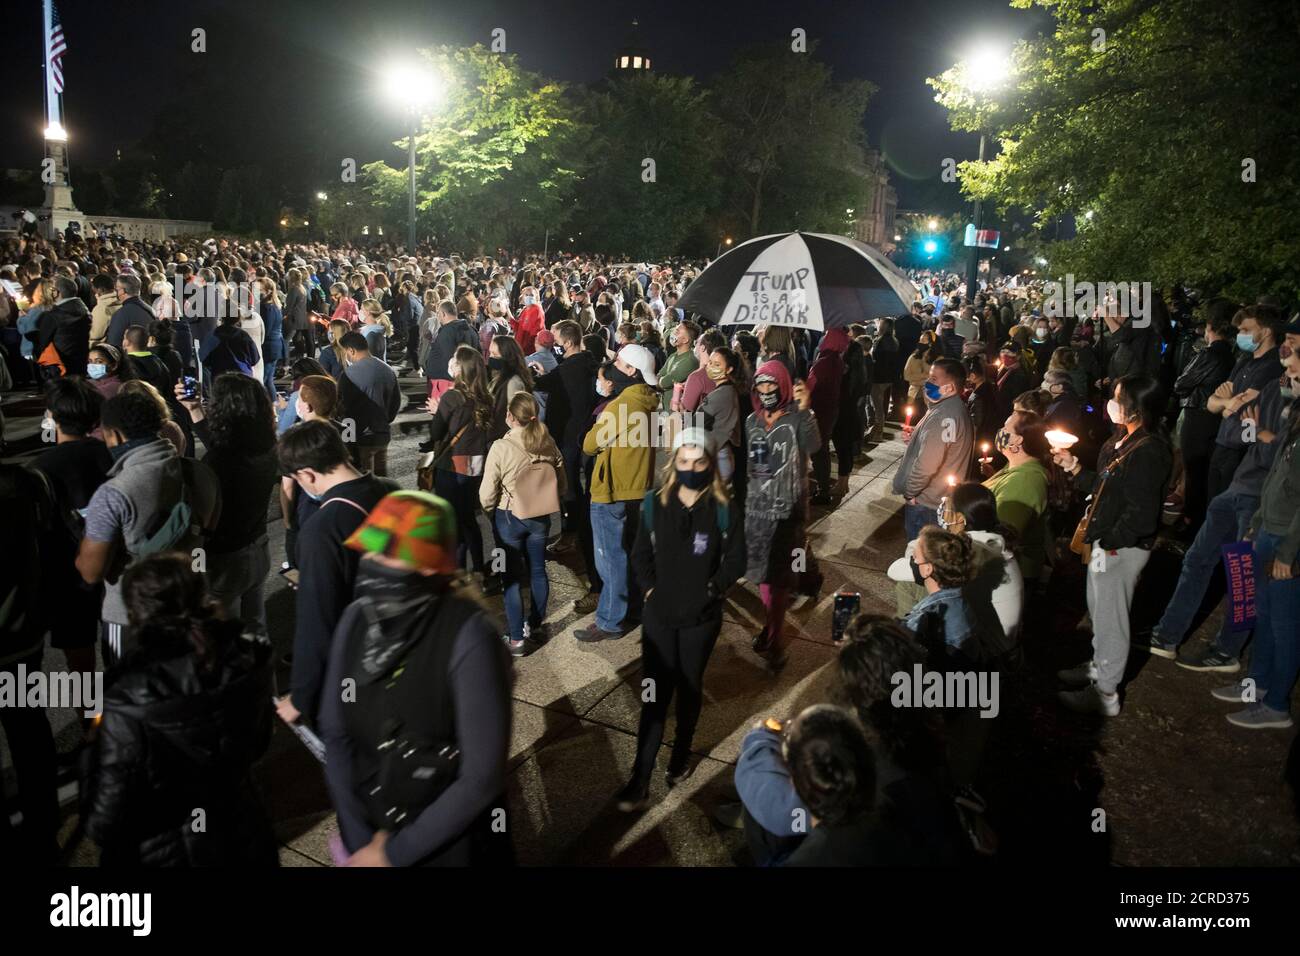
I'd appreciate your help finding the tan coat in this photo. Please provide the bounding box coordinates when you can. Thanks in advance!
[90,293,121,346]
[480,427,567,515]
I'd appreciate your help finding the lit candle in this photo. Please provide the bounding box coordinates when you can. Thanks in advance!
[946,474,957,488]
[904,405,913,427]
[1045,429,1079,451]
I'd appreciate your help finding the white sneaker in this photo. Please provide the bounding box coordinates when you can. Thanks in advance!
[1058,683,1121,717]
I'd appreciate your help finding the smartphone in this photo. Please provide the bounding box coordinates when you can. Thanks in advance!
[182,375,199,400]
[832,590,861,643]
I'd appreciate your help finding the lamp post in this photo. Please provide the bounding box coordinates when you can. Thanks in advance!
[383,63,444,255]
[956,46,1012,303]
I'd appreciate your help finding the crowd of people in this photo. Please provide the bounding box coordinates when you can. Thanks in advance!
[0,230,1297,867]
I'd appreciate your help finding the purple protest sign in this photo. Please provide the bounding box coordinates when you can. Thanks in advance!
[1220,541,1257,629]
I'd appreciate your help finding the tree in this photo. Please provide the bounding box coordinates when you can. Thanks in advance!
[930,0,1300,301]
[363,45,583,252]
[712,43,875,238]
[573,72,722,257]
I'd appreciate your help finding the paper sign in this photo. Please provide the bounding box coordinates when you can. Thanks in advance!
[1220,541,1256,629]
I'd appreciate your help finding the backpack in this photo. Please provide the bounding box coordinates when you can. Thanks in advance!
[308,284,328,316]
[135,457,203,556]
[507,448,561,519]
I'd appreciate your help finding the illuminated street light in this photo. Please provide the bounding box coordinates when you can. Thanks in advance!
[893,234,902,242]
[382,61,447,253]
[963,44,1014,94]
[928,218,938,232]
[316,192,328,201]
[923,240,938,254]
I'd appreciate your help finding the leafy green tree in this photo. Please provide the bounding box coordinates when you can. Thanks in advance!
[363,45,582,252]
[931,0,1300,300]
[573,72,721,257]
[712,43,875,238]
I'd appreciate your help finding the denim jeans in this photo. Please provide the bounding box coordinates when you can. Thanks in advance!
[904,501,938,543]
[1152,491,1257,654]
[494,509,550,641]
[591,501,629,632]
[207,536,271,638]
[1245,531,1300,713]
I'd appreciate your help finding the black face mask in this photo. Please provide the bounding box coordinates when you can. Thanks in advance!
[909,556,928,586]
[758,390,781,410]
[487,356,506,373]
[676,468,711,490]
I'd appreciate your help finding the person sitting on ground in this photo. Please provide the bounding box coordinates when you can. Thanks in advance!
[902,526,978,661]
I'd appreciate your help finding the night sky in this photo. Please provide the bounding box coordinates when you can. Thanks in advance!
[2,0,1048,212]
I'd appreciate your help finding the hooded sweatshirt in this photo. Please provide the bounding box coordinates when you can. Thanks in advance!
[744,360,821,522]
[806,328,849,433]
[582,380,659,503]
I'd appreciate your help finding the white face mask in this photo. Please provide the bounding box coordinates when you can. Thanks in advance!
[1106,398,1126,425]
[448,361,460,379]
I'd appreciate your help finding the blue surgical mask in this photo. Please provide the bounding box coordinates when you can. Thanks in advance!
[87,363,108,379]
[923,381,943,402]
[1236,332,1257,353]
[523,295,536,306]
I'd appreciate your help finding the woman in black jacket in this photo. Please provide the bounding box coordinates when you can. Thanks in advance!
[868,318,901,441]
[1052,375,1173,718]
[617,428,746,812]
[1172,315,1236,532]
[84,554,276,866]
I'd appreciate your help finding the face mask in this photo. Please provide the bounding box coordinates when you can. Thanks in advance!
[706,363,727,382]
[676,468,711,490]
[995,428,1018,452]
[758,390,781,410]
[1236,332,1257,353]
[909,556,928,586]
[87,363,108,379]
[487,356,505,373]
[1106,398,1126,424]
[523,295,535,306]
[923,381,944,403]
[447,362,460,379]
[596,380,612,398]
[1034,328,1048,341]
[1281,386,1295,400]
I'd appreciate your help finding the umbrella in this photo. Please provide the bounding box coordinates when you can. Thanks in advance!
[678,231,918,331]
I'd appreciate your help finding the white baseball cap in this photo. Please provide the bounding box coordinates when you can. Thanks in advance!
[617,344,659,388]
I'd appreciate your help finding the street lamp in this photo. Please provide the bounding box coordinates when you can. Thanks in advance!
[316,191,328,201]
[928,218,938,232]
[955,43,1013,301]
[383,62,445,254]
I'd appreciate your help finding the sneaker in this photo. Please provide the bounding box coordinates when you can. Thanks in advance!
[1226,704,1293,730]
[1211,682,1266,704]
[712,801,745,830]
[524,622,550,645]
[1176,647,1241,673]
[573,592,600,615]
[573,623,621,643]
[506,638,529,659]
[1057,661,1097,685]
[480,574,504,597]
[666,760,694,789]
[810,493,833,507]
[546,538,572,556]
[1057,683,1121,717]
[615,777,651,813]
[1140,634,1177,660]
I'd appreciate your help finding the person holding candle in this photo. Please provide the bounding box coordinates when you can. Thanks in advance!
[964,355,999,464]
[892,358,974,542]
[1053,375,1173,716]
[994,344,1031,421]
[983,411,1052,582]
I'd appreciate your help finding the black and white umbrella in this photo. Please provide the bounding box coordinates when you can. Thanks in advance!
[678,231,917,331]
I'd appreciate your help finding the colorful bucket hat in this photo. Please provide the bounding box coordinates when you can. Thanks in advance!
[343,491,458,574]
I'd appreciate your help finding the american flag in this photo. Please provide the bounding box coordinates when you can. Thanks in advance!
[48,2,67,94]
